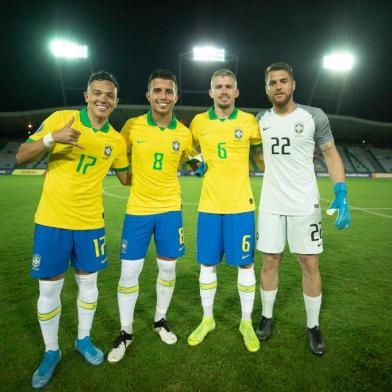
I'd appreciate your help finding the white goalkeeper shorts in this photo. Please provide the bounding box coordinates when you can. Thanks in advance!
[256,211,323,255]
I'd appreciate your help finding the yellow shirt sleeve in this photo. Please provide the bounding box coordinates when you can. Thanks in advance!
[111,135,129,171]
[249,114,262,145]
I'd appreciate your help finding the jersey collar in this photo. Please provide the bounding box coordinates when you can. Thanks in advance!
[80,108,110,133]
[147,110,177,130]
[208,106,238,121]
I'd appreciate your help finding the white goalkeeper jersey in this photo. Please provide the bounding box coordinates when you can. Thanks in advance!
[257,104,333,216]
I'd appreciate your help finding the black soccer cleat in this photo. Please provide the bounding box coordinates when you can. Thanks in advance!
[255,316,275,341]
[307,326,326,356]
[107,330,133,363]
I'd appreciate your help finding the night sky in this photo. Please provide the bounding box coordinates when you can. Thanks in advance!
[3,0,392,122]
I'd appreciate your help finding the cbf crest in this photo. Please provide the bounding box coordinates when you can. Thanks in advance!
[172,141,180,152]
[121,239,128,253]
[294,121,304,135]
[32,254,41,269]
[104,145,113,157]
[234,128,243,142]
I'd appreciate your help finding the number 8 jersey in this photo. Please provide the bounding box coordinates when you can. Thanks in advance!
[121,111,195,215]
[257,104,333,216]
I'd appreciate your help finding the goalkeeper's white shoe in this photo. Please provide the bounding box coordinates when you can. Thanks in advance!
[153,318,177,344]
[107,331,133,363]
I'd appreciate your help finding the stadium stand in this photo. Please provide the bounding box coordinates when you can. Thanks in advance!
[1,105,391,173]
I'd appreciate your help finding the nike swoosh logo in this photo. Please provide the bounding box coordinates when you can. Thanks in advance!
[137,140,146,144]
[179,245,185,251]
[262,127,271,131]
[242,254,251,260]
[101,257,108,264]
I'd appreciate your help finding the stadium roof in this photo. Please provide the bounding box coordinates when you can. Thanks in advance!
[1,105,391,143]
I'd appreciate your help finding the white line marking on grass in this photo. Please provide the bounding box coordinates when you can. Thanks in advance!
[320,198,392,219]
[103,186,392,219]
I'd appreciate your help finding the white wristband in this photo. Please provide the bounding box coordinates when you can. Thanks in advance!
[43,133,55,148]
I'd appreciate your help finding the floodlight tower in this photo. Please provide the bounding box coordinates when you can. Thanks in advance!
[308,51,355,114]
[49,39,92,106]
[178,45,239,105]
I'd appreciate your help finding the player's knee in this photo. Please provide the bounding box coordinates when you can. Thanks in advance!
[298,255,319,274]
[38,279,64,299]
[157,258,176,280]
[199,264,217,283]
[120,259,144,284]
[262,254,281,272]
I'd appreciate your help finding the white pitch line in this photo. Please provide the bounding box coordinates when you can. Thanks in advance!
[103,186,392,220]
[320,198,392,219]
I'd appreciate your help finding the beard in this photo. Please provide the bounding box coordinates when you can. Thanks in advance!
[270,91,293,108]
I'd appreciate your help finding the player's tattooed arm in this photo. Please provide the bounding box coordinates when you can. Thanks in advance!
[318,141,335,153]
[319,141,345,184]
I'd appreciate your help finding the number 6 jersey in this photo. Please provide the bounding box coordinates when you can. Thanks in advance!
[257,104,333,216]
[190,107,261,214]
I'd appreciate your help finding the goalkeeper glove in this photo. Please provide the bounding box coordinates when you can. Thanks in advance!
[326,182,350,229]
[194,161,207,177]
[187,154,208,177]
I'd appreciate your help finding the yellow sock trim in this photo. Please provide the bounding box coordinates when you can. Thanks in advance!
[38,305,61,321]
[238,284,256,293]
[158,279,176,287]
[78,300,97,310]
[118,284,139,294]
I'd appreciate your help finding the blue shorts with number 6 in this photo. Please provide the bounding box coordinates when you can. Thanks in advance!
[31,224,107,279]
[197,211,255,266]
[120,211,185,260]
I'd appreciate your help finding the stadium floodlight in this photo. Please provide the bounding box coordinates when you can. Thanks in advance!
[193,46,225,62]
[323,52,354,72]
[50,39,88,59]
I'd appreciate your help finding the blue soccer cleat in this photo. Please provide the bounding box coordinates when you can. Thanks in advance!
[75,336,104,365]
[32,350,61,389]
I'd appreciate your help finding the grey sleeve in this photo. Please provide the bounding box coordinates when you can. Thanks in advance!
[299,104,334,145]
[256,109,267,123]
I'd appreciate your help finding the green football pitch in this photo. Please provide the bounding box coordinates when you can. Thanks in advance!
[1,176,391,391]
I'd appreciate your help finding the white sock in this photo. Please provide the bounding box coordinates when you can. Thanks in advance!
[155,258,176,322]
[37,279,64,352]
[261,287,278,319]
[118,259,144,334]
[303,293,322,328]
[238,266,256,321]
[75,272,98,340]
[199,265,217,318]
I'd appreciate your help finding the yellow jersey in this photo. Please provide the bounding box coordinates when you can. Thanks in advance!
[190,107,261,213]
[28,109,129,229]
[121,111,195,215]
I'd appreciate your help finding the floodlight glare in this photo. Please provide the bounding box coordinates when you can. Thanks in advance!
[323,52,354,71]
[193,46,225,62]
[50,39,88,59]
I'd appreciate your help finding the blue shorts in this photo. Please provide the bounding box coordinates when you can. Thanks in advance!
[197,211,255,266]
[120,211,185,260]
[31,224,107,279]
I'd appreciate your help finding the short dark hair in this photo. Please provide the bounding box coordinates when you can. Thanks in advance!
[147,69,178,92]
[265,62,294,83]
[88,71,119,91]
